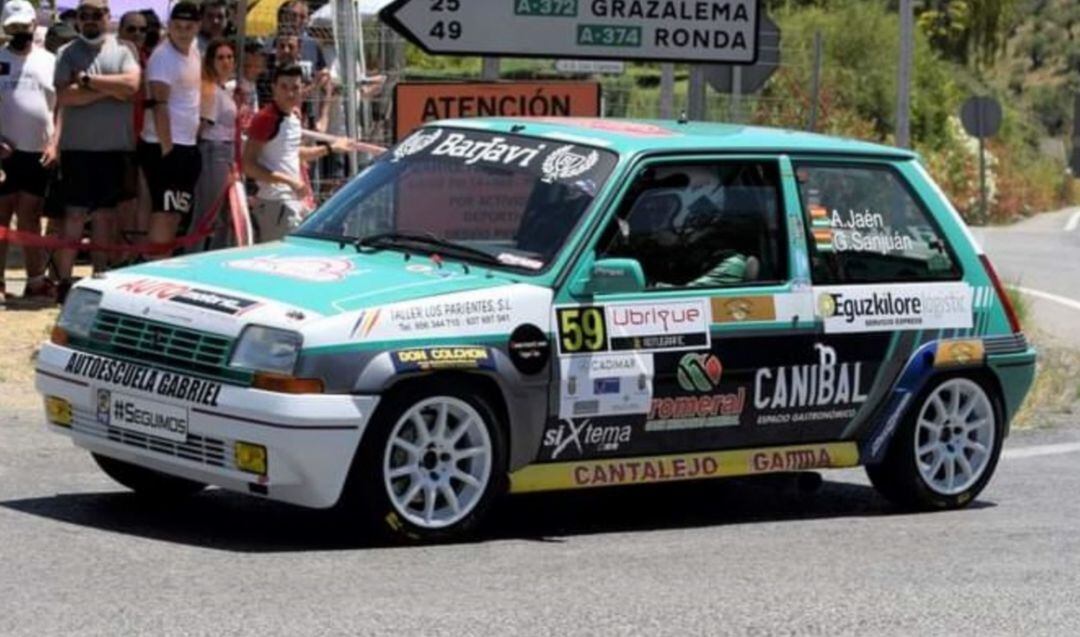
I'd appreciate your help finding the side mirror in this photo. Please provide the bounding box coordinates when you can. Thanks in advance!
[570,258,646,297]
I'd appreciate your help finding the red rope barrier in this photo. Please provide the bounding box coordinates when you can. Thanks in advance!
[0,169,238,255]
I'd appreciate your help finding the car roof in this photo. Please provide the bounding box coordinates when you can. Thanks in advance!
[430,117,917,160]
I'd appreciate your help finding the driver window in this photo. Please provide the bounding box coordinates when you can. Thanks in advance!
[597,160,787,289]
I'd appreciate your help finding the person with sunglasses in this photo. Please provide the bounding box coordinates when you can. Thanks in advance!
[139,1,203,259]
[116,10,151,266]
[52,0,140,301]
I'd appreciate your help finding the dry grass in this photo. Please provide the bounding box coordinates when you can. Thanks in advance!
[1012,335,1080,429]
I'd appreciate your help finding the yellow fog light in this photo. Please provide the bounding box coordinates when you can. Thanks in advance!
[235,441,268,476]
[45,396,73,427]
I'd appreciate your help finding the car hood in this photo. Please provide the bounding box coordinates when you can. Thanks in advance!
[85,239,554,343]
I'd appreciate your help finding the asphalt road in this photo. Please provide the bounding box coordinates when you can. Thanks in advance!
[1,400,1079,636]
[974,207,1080,347]
[2,211,1078,635]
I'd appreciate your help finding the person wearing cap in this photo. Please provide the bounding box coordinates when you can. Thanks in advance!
[0,0,57,301]
[139,1,203,259]
[52,0,140,299]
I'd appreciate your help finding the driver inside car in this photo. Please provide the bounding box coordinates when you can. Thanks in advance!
[630,166,752,288]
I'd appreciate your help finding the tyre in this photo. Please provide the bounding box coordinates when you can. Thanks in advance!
[92,453,206,498]
[346,384,508,542]
[867,375,1003,510]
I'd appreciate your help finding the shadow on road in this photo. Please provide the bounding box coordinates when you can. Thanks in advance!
[0,474,995,553]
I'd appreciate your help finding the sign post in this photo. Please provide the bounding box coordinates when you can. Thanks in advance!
[960,96,1003,225]
[379,0,761,64]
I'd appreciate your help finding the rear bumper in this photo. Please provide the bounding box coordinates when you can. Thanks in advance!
[35,342,378,509]
[987,346,1037,427]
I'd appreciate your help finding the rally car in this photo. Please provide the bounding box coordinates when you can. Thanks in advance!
[36,118,1035,541]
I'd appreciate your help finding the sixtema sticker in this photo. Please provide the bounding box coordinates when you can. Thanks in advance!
[390,346,496,372]
[816,282,972,334]
[555,299,709,355]
[558,352,653,418]
[539,417,635,461]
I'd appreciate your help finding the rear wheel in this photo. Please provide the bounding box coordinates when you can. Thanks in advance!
[92,453,206,498]
[346,386,507,542]
[867,375,1003,510]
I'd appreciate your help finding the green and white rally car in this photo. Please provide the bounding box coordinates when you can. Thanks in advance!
[36,118,1035,541]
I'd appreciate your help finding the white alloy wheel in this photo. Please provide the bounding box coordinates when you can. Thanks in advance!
[914,378,996,496]
[382,396,493,530]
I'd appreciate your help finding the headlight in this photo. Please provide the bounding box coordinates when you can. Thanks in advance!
[56,288,102,339]
[229,326,303,375]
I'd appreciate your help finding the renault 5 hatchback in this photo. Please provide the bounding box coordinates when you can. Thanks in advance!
[36,118,1035,541]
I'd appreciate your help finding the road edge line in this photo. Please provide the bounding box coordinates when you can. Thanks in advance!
[1066,209,1080,232]
[1004,442,1080,460]
[1009,285,1080,312]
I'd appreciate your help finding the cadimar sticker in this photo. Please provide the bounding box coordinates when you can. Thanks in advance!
[509,442,859,493]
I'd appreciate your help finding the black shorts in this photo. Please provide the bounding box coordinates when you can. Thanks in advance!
[60,150,128,211]
[120,152,139,202]
[138,142,202,215]
[0,150,50,198]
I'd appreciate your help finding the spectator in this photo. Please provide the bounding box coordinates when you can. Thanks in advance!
[243,64,373,242]
[193,38,236,250]
[140,9,161,54]
[197,0,227,54]
[139,1,202,259]
[58,9,78,32]
[117,9,151,263]
[44,21,78,54]
[0,0,57,301]
[236,37,265,124]
[53,0,140,300]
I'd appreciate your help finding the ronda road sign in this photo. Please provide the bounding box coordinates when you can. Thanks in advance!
[379,0,762,64]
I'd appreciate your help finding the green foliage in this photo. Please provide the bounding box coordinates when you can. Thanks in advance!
[914,0,1016,66]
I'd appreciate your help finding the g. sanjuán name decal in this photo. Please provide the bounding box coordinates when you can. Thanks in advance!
[64,353,222,407]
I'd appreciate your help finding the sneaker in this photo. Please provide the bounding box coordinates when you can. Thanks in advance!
[23,278,57,303]
[0,280,7,304]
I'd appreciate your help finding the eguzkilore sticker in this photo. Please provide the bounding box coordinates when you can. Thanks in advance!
[508,442,859,493]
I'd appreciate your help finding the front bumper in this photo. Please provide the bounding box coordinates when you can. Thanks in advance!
[35,342,379,509]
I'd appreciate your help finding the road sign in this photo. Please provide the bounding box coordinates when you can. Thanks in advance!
[556,59,626,74]
[393,81,601,140]
[379,0,761,64]
[960,96,1002,139]
[704,15,780,94]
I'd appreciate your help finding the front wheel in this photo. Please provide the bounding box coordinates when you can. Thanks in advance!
[867,375,1003,510]
[346,386,507,542]
[92,453,206,498]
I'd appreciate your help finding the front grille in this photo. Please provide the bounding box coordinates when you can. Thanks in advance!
[87,310,235,378]
[71,405,235,470]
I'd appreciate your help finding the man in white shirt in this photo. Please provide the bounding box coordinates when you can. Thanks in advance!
[139,1,202,258]
[0,0,57,301]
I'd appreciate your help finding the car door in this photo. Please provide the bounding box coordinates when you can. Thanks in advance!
[789,158,972,443]
[539,154,846,464]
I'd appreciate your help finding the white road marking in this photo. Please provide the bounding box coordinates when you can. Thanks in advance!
[1009,285,1080,312]
[1003,442,1080,460]
[1066,209,1080,232]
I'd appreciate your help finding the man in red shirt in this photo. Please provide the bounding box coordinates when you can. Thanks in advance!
[242,63,381,242]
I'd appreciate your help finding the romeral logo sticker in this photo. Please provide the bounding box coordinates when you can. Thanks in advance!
[816,283,972,334]
[648,352,744,431]
[754,343,869,425]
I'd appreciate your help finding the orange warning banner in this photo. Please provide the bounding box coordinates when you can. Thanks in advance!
[393,81,602,140]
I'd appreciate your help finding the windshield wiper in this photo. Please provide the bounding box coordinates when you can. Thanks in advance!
[353,231,503,267]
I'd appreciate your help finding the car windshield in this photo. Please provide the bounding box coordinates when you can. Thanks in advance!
[295,127,619,272]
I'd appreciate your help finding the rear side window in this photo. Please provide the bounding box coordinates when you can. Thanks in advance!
[794,163,961,284]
